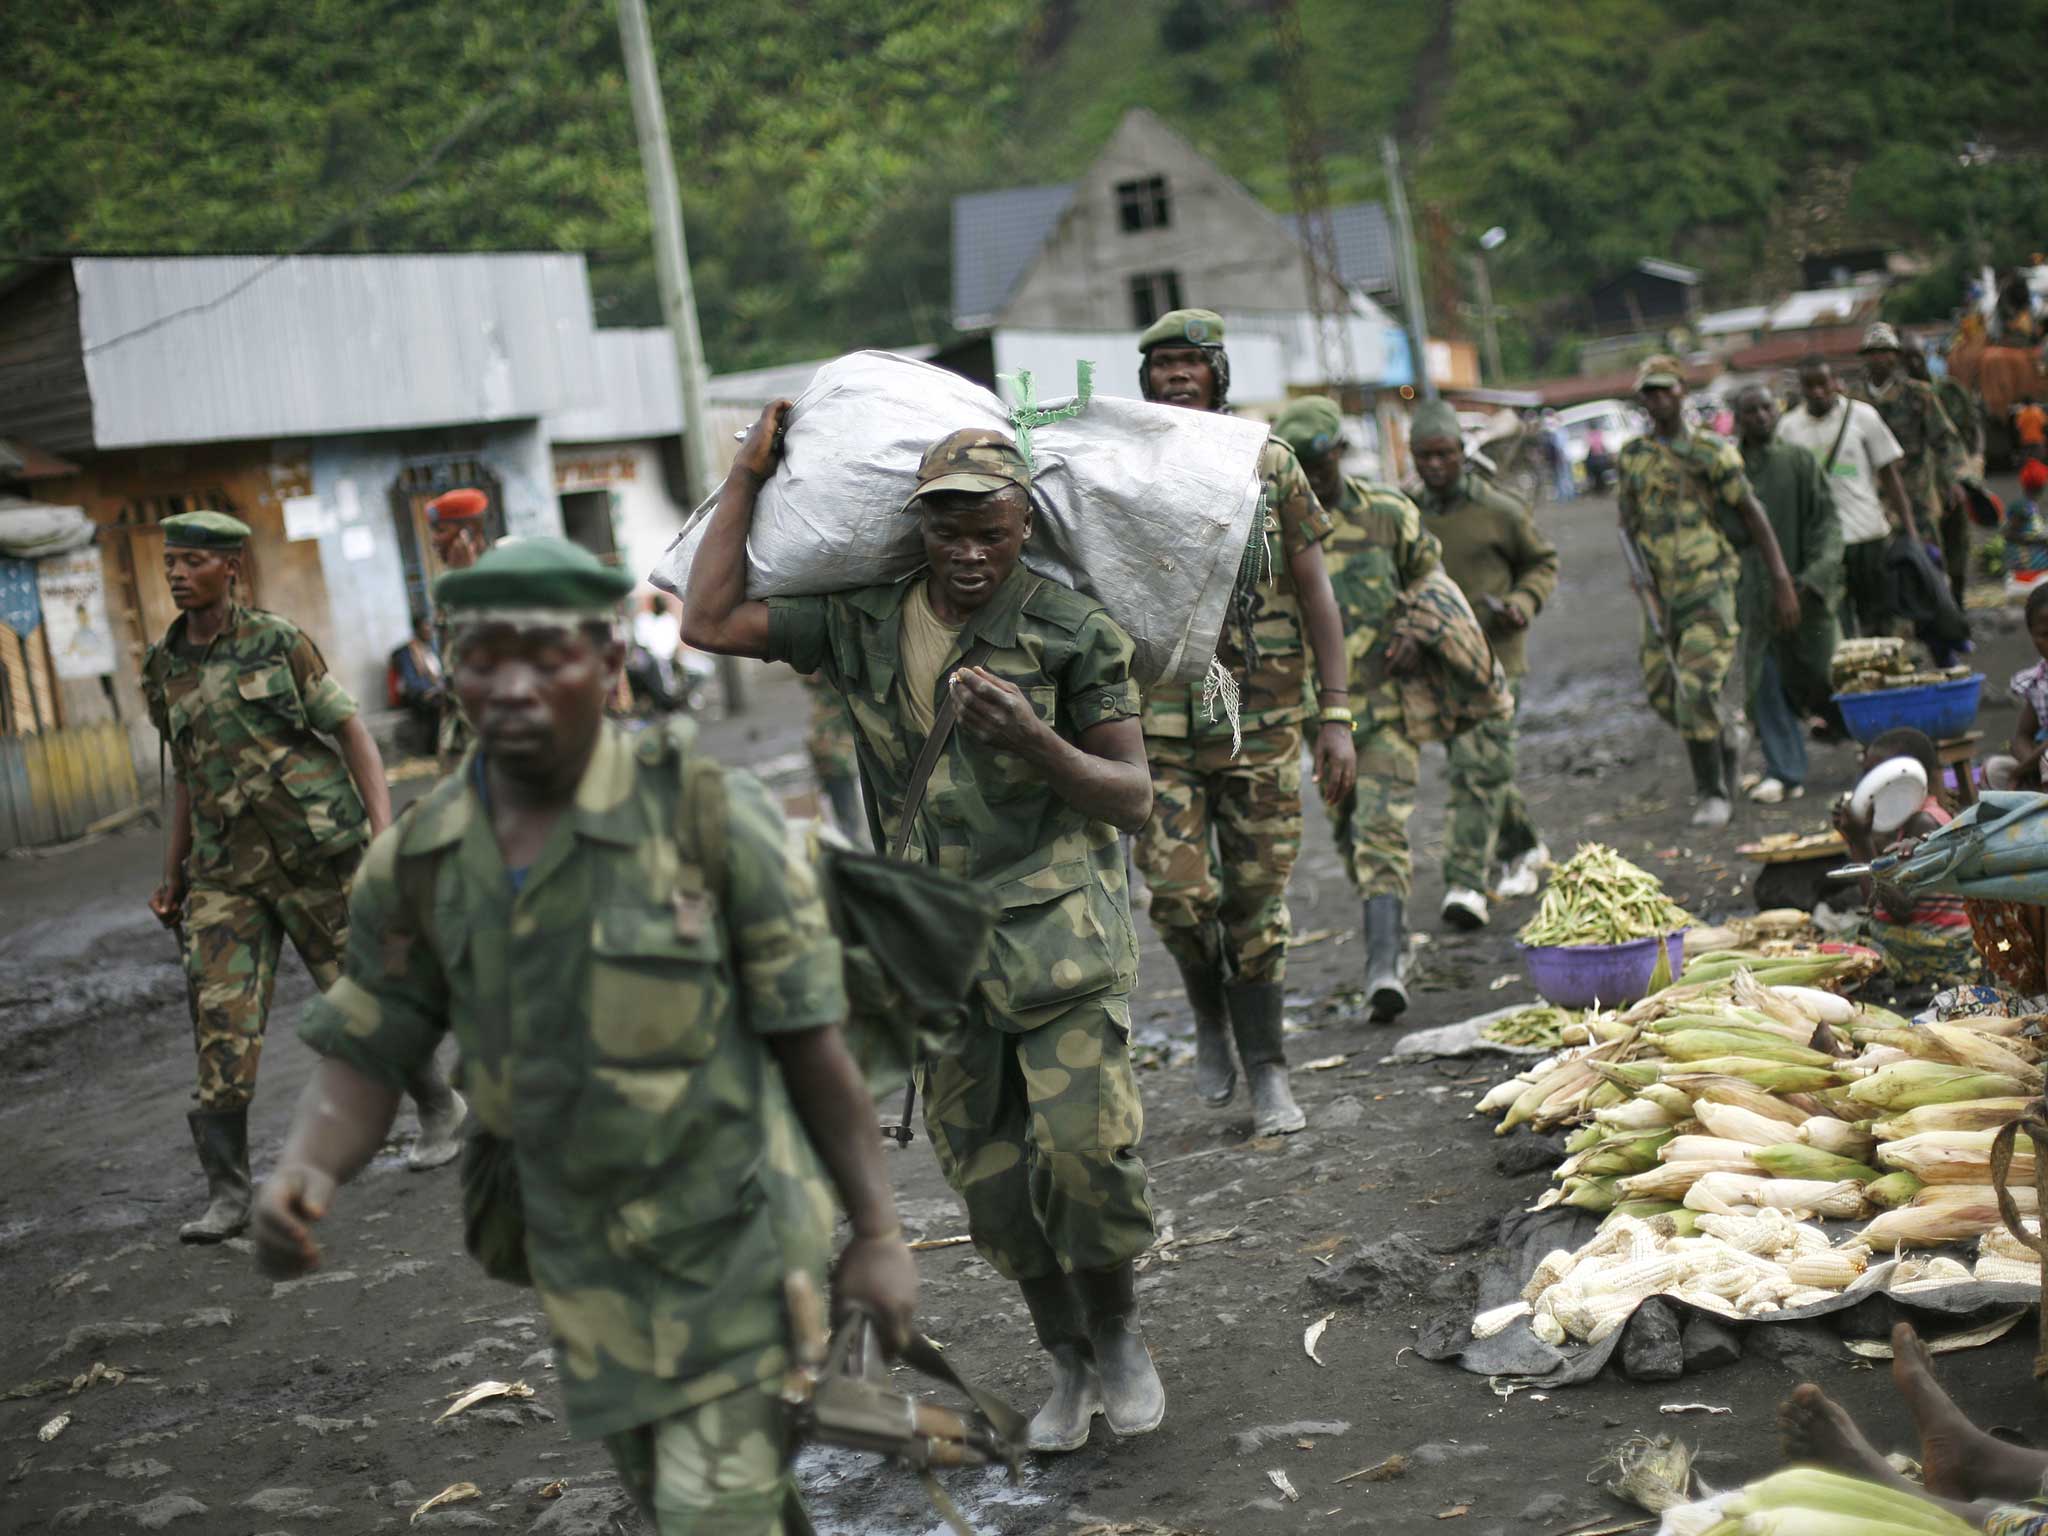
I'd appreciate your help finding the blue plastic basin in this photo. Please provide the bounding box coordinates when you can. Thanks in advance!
[1517,931,1687,1010]
[1831,674,1984,745]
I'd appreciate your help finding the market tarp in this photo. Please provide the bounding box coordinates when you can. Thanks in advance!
[1875,791,2048,904]
[1418,1205,2039,1387]
[649,350,1270,686]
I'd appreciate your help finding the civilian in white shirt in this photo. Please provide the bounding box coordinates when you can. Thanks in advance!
[1776,356,1918,638]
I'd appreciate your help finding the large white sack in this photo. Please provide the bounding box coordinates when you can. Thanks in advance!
[649,350,1269,685]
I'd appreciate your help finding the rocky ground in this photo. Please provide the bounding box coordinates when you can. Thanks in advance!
[3,478,2043,1536]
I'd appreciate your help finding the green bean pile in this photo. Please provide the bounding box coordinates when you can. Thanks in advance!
[1480,1005,1573,1048]
[1517,843,1692,947]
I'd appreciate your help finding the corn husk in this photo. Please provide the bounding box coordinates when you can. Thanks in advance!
[1659,1135,1762,1166]
[1980,1217,2042,1264]
[1602,1199,1685,1227]
[1576,1128,1678,1177]
[1845,1061,2029,1111]
[1616,1159,1760,1201]
[1875,1128,2036,1185]
[1561,1175,1621,1211]
[1863,1184,2039,1248]
[1772,986,1857,1026]
[1750,1144,1880,1184]
[1684,1172,1868,1218]
[1871,1098,2037,1140]
[1652,1029,1836,1067]
[1594,1434,1695,1514]
[1919,1022,2045,1085]
[1864,1171,1925,1210]
[1595,1097,1680,1132]
[1670,1076,1808,1126]
[1726,1467,1980,1534]
[1694,1100,1800,1147]
[1663,1059,1845,1093]
[1637,1083,1699,1118]
[1796,1115,1875,1161]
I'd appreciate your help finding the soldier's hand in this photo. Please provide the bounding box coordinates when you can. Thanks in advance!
[834,1231,918,1358]
[1384,633,1422,675]
[253,1163,336,1280]
[1492,598,1529,632]
[1313,722,1356,807]
[1772,577,1802,634]
[148,877,186,928]
[733,399,792,484]
[951,666,1045,753]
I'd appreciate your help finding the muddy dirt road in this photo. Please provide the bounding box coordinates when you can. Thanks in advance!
[4,482,2042,1535]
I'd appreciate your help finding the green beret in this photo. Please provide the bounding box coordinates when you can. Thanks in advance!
[434,536,634,615]
[1272,396,1345,460]
[161,511,251,550]
[1408,399,1463,446]
[1137,308,1225,352]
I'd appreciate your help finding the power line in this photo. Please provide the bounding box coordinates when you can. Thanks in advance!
[77,0,605,361]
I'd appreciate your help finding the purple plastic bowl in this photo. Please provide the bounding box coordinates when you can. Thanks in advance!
[1517,931,1687,1010]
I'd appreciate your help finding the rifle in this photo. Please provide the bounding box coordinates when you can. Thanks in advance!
[1616,525,1679,678]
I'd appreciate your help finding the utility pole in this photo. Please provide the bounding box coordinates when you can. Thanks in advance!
[1381,135,1435,401]
[1472,225,1507,386]
[616,0,745,711]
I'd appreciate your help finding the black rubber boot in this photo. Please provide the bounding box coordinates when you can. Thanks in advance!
[1686,736,1731,829]
[1018,1273,1101,1453]
[1224,979,1305,1135]
[179,1108,251,1244]
[1171,935,1237,1106]
[1363,895,1409,1023]
[1071,1262,1165,1437]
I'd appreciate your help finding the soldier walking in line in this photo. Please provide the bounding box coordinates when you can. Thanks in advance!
[258,537,917,1533]
[1616,357,1802,829]
[1270,397,1437,1018]
[1130,310,1356,1134]
[1859,324,1967,606]
[1403,399,1558,923]
[425,486,493,770]
[685,408,1166,1454]
[143,512,463,1244]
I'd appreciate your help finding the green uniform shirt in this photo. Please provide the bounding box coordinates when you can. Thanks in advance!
[142,605,366,886]
[767,566,1140,1029]
[1737,437,1842,617]
[1416,469,1559,678]
[1139,438,1337,740]
[299,719,845,1439]
[1865,376,1963,521]
[1616,428,1749,605]
[1323,475,1441,729]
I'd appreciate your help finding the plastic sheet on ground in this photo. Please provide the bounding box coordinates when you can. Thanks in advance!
[1417,1206,2041,1387]
[1389,1005,1552,1061]
[649,351,1269,685]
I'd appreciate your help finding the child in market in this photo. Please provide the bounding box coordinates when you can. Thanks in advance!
[2003,459,2048,581]
[1984,580,2048,791]
[1832,726,1978,987]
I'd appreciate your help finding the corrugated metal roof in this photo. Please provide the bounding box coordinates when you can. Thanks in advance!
[73,254,600,449]
[1281,201,1399,297]
[547,328,682,442]
[950,183,1076,328]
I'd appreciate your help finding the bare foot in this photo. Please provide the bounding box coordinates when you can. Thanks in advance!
[1893,1320,2048,1502]
[1778,1383,1914,1490]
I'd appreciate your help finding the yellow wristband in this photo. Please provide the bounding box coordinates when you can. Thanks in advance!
[1318,707,1355,727]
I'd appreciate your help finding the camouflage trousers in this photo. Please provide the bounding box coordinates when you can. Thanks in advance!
[182,852,358,1111]
[1134,724,1301,982]
[921,993,1154,1282]
[1325,723,1420,902]
[800,672,856,785]
[1640,586,1737,743]
[1443,680,1538,893]
[604,1382,809,1536]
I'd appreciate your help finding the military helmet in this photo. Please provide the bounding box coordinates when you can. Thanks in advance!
[1137,308,1231,408]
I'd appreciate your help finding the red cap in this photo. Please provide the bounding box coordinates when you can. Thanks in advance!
[2022,460,2048,495]
[427,487,489,524]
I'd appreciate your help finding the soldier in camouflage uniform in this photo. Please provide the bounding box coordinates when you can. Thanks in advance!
[1404,399,1559,925]
[685,408,1164,1455]
[1271,398,1440,1019]
[426,487,492,772]
[142,512,464,1245]
[261,537,917,1535]
[1860,324,1968,607]
[800,670,864,841]
[1132,311,1357,1134]
[1616,357,1802,829]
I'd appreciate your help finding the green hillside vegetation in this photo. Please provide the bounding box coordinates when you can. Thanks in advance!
[8,0,2048,374]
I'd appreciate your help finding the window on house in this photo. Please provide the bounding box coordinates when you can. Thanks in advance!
[1116,175,1171,233]
[1128,271,1184,329]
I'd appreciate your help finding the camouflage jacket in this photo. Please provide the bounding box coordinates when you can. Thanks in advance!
[1388,570,1515,743]
[1934,375,1981,456]
[1416,469,1559,679]
[1865,376,1963,518]
[298,718,844,1439]
[1323,475,1442,730]
[142,605,367,886]
[1616,429,1748,607]
[767,566,1140,1031]
[1140,437,1336,741]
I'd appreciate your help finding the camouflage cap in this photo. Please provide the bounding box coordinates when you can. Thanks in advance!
[1635,353,1685,391]
[1859,321,1901,354]
[161,511,251,550]
[903,428,1031,513]
[427,487,490,524]
[1271,396,1345,460]
[1408,398,1463,446]
[1137,308,1225,353]
[433,535,634,614]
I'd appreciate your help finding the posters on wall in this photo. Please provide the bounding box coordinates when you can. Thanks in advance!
[37,548,116,679]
